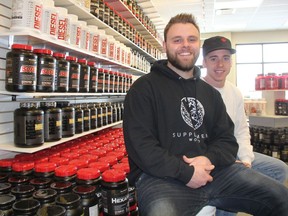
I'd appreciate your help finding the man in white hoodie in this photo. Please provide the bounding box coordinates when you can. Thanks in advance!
[202,36,288,216]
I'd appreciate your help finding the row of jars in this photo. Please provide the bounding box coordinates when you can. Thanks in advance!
[6,44,134,93]
[250,126,288,162]
[10,0,162,61]
[0,128,138,215]
[255,72,288,90]
[14,101,124,147]
[275,99,288,116]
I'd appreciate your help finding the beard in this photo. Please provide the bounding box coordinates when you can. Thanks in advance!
[166,49,199,72]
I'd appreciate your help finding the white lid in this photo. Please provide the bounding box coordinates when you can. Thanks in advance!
[78,20,87,26]
[68,14,78,21]
[43,0,55,7]
[55,7,68,15]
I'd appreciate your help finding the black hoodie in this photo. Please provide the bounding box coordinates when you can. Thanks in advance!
[123,60,238,185]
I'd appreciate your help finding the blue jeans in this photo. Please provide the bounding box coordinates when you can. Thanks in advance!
[216,152,288,216]
[135,163,288,216]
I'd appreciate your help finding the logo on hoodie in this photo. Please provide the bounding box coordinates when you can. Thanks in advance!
[181,97,204,130]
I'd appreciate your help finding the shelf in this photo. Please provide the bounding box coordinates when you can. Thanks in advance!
[0,31,148,76]
[249,115,288,128]
[53,0,160,62]
[0,121,123,153]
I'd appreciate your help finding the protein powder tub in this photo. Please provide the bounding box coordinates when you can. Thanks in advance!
[101,169,129,216]
[88,62,98,93]
[10,0,43,33]
[82,103,91,132]
[5,44,37,92]
[56,101,75,137]
[34,48,56,92]
[89,103,97,130]
[11,184,35,201]
[0,194,16,216]
[55,192,83,216]
[78,59,90,92]
[37,204,66,216]
[53,52,70,92]
[40,101,62,142]
[66,56,80,92]
[33,188,57,207]
[12,199,40,216]
[41,0,58,39]
[14,102,44,147]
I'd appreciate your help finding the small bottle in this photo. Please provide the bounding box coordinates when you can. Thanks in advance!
[34,48,56,92]
[40,101,62,142]
[14,102,44,147]
[5,44,37,92]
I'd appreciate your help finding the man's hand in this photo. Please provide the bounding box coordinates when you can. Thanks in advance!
[183,155,215,189]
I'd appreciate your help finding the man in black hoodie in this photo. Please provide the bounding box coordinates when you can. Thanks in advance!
[123,13,288,216]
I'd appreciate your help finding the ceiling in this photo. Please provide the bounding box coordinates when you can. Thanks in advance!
[137,0,288,40]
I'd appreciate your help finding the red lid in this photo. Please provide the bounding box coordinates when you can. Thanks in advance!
[12,161,34,172]
[77,168,100,180]
[53,52,66,58]
[78,58,87,64]
[102,169,126,182]
[60,152,79,160]
[112,162,130,174]
[55,165,77,177]
[35,162,56,173]
[66,56,78,61]
[80,154,99,163]
[68,159,89,169]
[88,161,110,173]
[98,156,118,166]
[49,156,69,166]
[11,44,33,51]
[107,151,125,161]
[87,62,96,67]
[0,158,15,168]
[33,48,53,55]
[89,149,107,158]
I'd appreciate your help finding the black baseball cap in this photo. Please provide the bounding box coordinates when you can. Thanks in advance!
[202,36,236,57]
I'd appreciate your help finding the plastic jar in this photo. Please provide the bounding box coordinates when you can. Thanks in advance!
[109,71,115,93]
[101,103,108,126]
[78,59,90,92]
[101,169,129,216]
[73,103,84,134]
[68,14,81,47]
[90,0,100,18]
[56,193,83,216]
[41,0,58,39]
[14,102,44,147]
[5,44,37,92]
[79,21,90,50]
[66,56,80,92]
[107,36,116,60]
[33,188,57,207]
[10,0,43,33]
[34,48,56,92]
[82,103,91,131]
[11,184,35,200]
[279,73,288,89]
[54,165,77,185]
[88,103,97,130]
[109,8,115,29]
[34,162,56,178]
[98,0,104,21]
[8,176,30,187]
[56,7,69,42]
[40,101,62,142]
[104,69,110,93]
[12,199,40,216]
[88,25,100,54]
[97,68,105,93]
[96,103,103,128]
[99,30,108,57]
[30,178,52,190]
[56,101,75,137]
[265,73,279,90]
[50,181,72,195]
[73,185,99,216]
[37,204,66,216]
[0,194,16,216]
[53,52,70,92]
[88,62,98,93]
[0,183,12,195]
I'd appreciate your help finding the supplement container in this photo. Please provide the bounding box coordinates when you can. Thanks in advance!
[78,59,90,92]
[56,7,69,42]
[56,101,75,137]
[90,0,100,18]
[54,165,77,185]
[12,199,40,216]
[89,103,97,129]
[10,0,43,33]
[99,30,108,57]
[50,181,72,195]
[96,103,103,128]
[97,68,105,93]
[109,71,115,93]
[30,178,52,190]
[88,25,100,55]
[40,101,62,142]
[66,56,80,92]
[73,185,99,216]
[0,183,12,195]
[104,69,110,93]
[34,162,56,178]
[33,188,57,207]
[55,192,83,216]
[37,205,66,216]
[88,62,98,92]
[53,52,70,92]
[34,48,56,92]
[79,21,90,50]
[279,73,288,89]
[68,14,80,47]
[82,103,91,131]
[265,73,279,90]
[11,184,35,200]
[41,0,58,39]
[14,102,44,147]
[101,169,129,216]
[5,44,37,92]
[73,103,84,134]
[0,194,16,216]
